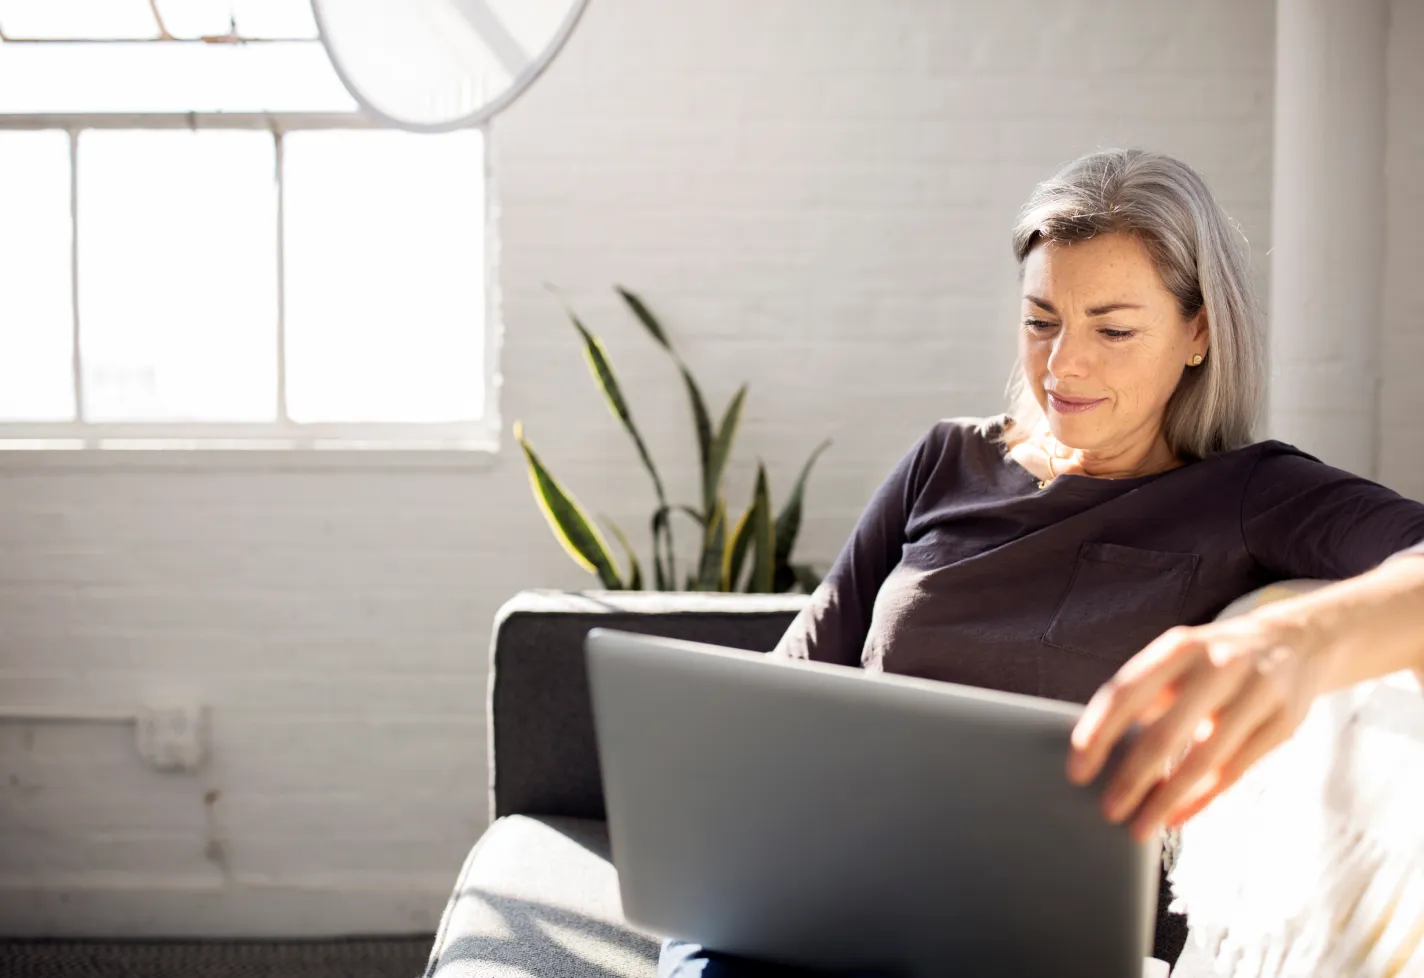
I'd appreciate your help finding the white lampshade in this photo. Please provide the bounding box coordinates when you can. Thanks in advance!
[311,0,592,131]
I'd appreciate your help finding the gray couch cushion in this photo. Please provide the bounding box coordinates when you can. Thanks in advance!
[425,814,659,978]
[488,590,807,821]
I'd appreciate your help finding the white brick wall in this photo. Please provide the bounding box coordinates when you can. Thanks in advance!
[1381,0,1424,499]
[0,0,1278,936]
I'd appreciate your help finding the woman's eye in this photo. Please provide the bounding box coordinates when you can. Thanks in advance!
[1100,328,1134,340]
[1022,318,1057,331]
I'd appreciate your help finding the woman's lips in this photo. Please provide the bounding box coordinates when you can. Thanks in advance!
[1047,391,1107,415]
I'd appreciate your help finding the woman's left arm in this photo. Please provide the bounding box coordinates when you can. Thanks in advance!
[1066,448,1424,841]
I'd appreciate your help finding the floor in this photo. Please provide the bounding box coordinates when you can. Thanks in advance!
[0,935,434,978]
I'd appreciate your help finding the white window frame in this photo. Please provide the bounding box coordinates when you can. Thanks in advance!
[0,110,500,456]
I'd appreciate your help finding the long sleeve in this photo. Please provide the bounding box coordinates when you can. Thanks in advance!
[772,423,947,668]
[1241,446,1424,581]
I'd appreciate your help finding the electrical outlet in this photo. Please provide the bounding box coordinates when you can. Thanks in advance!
[135,704,208,772]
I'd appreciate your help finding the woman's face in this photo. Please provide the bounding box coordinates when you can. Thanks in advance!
[1019,232,1208,455]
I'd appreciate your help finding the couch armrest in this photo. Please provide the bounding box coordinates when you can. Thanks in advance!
[487,590,808,822]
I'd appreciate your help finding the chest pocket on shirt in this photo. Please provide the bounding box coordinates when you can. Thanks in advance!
[1043,542,1199,663]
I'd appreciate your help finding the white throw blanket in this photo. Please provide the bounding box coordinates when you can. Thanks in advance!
[1168,669,1424,978]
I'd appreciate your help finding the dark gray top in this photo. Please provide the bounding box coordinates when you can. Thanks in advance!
[775,417,1424,704]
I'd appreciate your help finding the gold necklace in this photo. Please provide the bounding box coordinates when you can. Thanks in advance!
[1038,449,1058,490]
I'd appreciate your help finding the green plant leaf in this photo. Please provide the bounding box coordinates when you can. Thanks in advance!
[722,497,756,592]
[604,517,644,592]
[791,563,822,594]
[774,439,831,567]
[682,367,714,478]
[650,507,671,591]
[560,300,667,505]
[659,512,677,591]
[747,463,775,593]
[515,423,623,590]
[678,366,715,525]
[677,505,706,528]
[616,288,715,505]
[616,286,673,351]
[705,384,747,511]
[652,505,679,592]
[696,500,727,591]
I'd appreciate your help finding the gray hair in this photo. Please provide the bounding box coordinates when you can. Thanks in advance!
[1003,149,1265,459]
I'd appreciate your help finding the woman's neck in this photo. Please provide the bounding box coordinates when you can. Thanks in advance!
[1004,415,1180,481]
[1044,424,1179,480]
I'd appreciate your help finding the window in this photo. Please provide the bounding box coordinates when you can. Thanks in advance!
[0,1,492,450]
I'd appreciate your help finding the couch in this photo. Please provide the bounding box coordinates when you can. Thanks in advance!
[422,589,1191,977]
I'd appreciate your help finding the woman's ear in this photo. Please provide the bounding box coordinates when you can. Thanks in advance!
[1189,309,1210,358]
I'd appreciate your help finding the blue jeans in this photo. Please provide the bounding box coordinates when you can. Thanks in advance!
[657,938,904,977]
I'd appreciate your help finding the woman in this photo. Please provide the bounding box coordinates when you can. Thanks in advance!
[659,149,1424,977]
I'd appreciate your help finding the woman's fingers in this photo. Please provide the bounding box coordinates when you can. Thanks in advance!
[1163,713,1297,828]
[1100,657,1239,824]
[1068,627,1199,785]
[1165,641,1312,823]
[1125,673,1280,838]
[1071,615,1321,841]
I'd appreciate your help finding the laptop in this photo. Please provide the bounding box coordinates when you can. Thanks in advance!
[585,628,1162,978]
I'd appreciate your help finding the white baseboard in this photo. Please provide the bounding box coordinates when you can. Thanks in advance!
[0,883,448,938]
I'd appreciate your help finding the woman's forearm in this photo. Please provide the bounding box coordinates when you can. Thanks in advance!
[1259,554,1424,694]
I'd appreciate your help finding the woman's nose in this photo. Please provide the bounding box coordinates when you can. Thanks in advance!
[1047,328,1092,380]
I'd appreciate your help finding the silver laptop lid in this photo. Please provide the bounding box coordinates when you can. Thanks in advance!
[587,628,1159,978]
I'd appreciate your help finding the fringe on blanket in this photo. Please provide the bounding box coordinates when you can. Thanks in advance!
[1167,674,1424,978]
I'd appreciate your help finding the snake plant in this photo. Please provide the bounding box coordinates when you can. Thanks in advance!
[516,286,829,593]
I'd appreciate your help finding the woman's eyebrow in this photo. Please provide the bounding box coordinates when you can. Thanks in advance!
[1022,295,1145,317]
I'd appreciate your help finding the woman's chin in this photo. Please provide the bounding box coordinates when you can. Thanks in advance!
[1045,415,1104,450]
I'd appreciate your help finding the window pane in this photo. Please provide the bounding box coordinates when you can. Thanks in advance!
[0,0,316,40]
[149,0,316,40]
[0,131,74,421]
[0,0,156,40]
[0,41,354,113]
[151,0,242,39]
[283,130,484,424]
[230,0,318,39]
[78,130,277,422]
